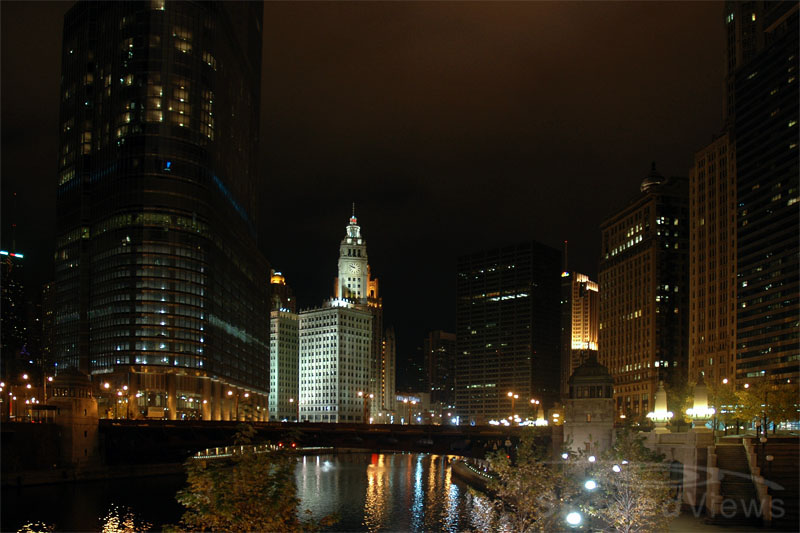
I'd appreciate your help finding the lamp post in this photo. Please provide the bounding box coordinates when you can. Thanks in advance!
[357,391,374,424]
[507,391,518,420]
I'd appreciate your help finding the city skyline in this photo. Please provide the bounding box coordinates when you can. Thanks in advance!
[3,1,725,356]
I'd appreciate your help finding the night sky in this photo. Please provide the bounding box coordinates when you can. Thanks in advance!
[1,1,724,374]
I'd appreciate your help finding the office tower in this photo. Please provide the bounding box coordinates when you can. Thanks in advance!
[270,269,296,313]
[688,133,737,384]
[722,2,768,122]
[299,305,372,422]
[423,330,457,414]
[734,4,798,384]
[456,242,561,423]
[297,212,393,422]
[53,1,269,420]
[380,326,397,420]
[1,250,27,376]
[269,311,299,421]
[41,282,56,373]
[331,211,387,419]
[559,271,599,397]
[598,166,689,419]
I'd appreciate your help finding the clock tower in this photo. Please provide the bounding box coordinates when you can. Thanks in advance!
[336,208,369,304]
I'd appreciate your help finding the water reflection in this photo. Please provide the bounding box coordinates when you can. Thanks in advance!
[296,452,487,532]
[3,453,487,532]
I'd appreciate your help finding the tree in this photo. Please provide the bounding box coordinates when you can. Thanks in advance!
[739,380,800,433]
[583,429,678,533]
[665,378,692,432]
[706,380,740,434]
[166,424,336,532]
[482,429,580,532]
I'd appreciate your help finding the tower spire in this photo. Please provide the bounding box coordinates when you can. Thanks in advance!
[352,202,355,218]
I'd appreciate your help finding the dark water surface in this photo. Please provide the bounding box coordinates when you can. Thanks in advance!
[2,453,487,532]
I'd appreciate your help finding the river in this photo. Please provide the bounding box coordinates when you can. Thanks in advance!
[1,453,490,532]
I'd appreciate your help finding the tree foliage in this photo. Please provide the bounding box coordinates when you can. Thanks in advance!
[482,430,579,532]
[584,429,678,533]
[166,424,336,533]
[482,428,678,533]
[737,380,800,433]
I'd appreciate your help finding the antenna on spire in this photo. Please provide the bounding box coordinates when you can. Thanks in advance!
[564,240,568,272]
[352,202,355,217]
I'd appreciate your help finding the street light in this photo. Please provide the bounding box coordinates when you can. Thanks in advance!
[289,397,298,422]
[507,391,518,420]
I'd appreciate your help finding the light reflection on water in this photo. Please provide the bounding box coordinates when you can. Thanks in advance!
[297,452,486,532]
[3,453,485,532]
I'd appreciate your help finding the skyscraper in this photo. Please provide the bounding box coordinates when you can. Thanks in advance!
[423,330,457,415]
[559,271,599,398]
[332,211,388,418]
[297,212,392,423]
[53,1,269,420]
[598,166,689,420]
[688,133,737,385]
[733,3,798,384]
[456,242,561,423]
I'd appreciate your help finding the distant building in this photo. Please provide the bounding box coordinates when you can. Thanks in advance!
[1,251,27,373]
[332,211,391,419]
[296,211,394,423]
[52,2,269,420]
[299,304,372,422]
[423,330,457,415]
[380,326,397,420]
[41,281,56,373]
[456,242,561,423]
[598,165,689,420]
[733,3,798,384]
[269,309,299,421]
[270,270,297,313]
[688,133,737,385]
[560,271,599,398]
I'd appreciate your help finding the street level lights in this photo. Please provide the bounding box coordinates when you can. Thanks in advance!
[507,391,518,420]
[358,391,374,423]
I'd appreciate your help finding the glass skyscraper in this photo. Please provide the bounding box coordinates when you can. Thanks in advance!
[53,1,269,421]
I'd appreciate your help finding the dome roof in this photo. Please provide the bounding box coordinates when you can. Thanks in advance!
[568,353,614,387]
[640,161,666,192]
[52,368,93,397]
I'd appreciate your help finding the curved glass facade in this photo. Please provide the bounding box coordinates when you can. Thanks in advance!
[54,1,268,420]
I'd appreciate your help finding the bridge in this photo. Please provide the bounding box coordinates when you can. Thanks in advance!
[99,420,547,465]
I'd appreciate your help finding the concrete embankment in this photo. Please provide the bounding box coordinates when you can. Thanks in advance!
[450,458,497,492]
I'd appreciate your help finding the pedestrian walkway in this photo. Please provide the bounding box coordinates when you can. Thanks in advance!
[669,512,796,532]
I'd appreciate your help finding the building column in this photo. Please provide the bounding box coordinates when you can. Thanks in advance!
[212,381,221,421]
[166,373,177,420]
[127,372,139,420]
[202,378,212,420]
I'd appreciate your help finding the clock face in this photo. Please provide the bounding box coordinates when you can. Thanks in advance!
[349,263,361,275]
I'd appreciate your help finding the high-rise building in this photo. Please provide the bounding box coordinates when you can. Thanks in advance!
[299,305,372,422]
[455,242,561,423]
[1,250,27,376]
[688,133,737,385]
[733,3,798,384]
[331,211,388,419]
[297,212,393,423]
[269,307,299,421]
[559,271,599,397]
[380,326,397,419]
[270,270,296,313]
[722,2,769,122]
[598,166,689,420]
[423,330,457,414]
[53,1,269,420]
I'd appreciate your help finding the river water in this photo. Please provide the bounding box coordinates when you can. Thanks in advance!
[2,453,490,532]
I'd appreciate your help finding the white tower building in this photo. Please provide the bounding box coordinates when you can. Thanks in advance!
[299,305,372,422]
